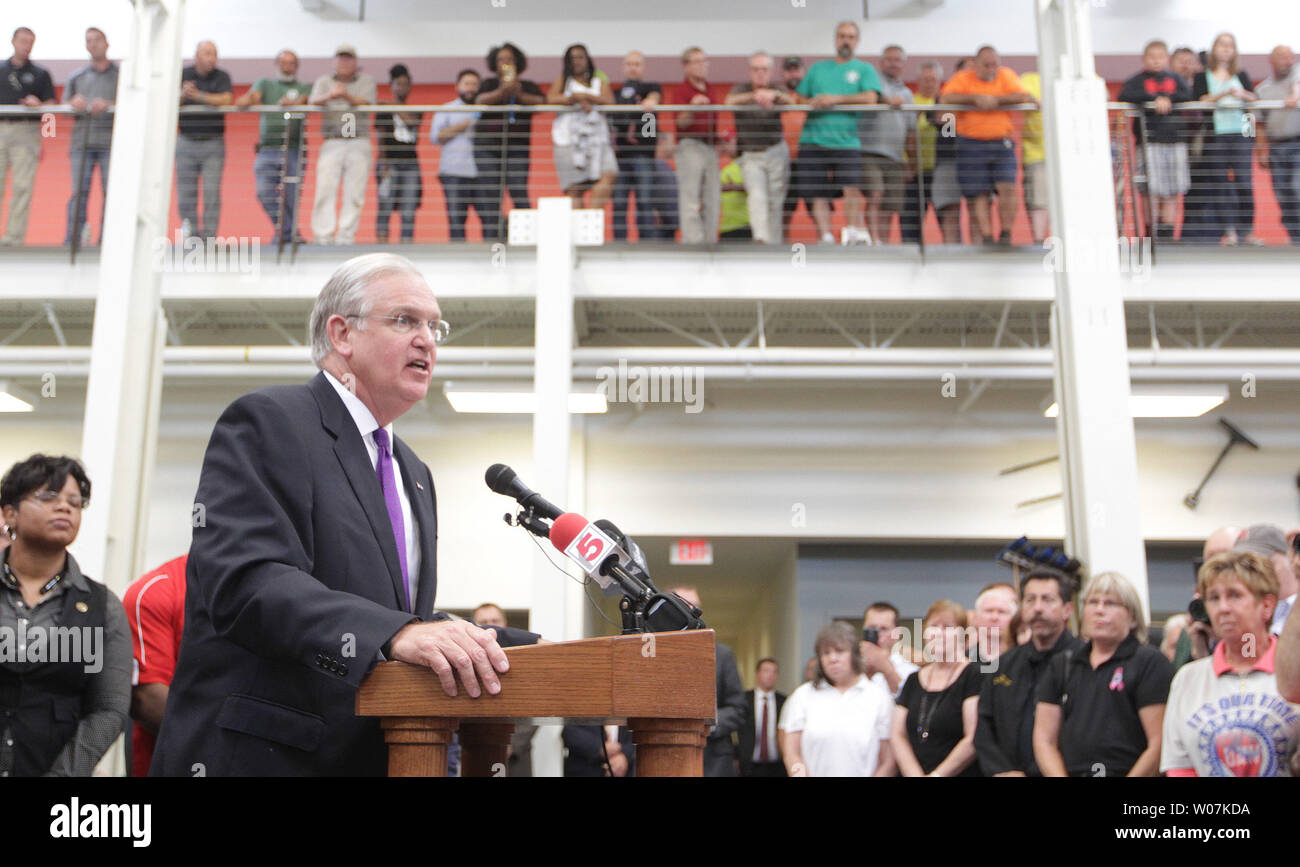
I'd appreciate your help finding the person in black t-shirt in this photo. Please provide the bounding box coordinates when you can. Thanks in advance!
[176,41,233,240]
[1118,41,1194,241]
[892,599,983,776]
[0,27,56,245]
[1034,571,1173,777]
[611,51,663,241]
[374,64,424,243]
[474,42,544,241]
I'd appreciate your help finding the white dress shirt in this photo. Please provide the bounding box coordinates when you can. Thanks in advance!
[752,688,781,763]
[324,371,421,610]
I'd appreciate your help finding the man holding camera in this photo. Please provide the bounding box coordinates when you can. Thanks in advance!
[859,601,917,699]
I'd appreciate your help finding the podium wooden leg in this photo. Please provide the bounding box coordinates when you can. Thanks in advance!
[382,717,456,777]
[627,718,711,777]
[458,722,515,777]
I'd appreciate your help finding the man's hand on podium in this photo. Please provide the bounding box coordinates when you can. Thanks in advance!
[389,620,510,698]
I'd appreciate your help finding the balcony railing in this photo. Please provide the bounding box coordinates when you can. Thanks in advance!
[1,100,1294,258]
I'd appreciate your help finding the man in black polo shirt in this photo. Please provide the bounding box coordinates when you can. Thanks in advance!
[176,41,233,240]
[975,569,1083,776]
[0,27,56,246]
[611,51,663,242]
[1034,572,1174,777]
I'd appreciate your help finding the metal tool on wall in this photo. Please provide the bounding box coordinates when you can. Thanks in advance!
[1183,418,1259,510]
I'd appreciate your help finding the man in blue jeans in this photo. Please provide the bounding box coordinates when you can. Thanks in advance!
[235,50,309,243]
[611,51,664,241]
[64,27,117,246]
[1258,45,1300,243]
[431,69,482,242]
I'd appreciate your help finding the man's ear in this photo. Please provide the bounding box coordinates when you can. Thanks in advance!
[325,314,354,360]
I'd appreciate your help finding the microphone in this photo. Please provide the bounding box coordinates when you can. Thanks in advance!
[549,513,706,632]
[548,512,644,594]
[484,463,564,521]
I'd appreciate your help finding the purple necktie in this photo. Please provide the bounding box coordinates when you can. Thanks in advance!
[372,428,410,612]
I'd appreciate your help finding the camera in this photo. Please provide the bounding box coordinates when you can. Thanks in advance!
[862,627,880,645]
[1188,597,1211,626]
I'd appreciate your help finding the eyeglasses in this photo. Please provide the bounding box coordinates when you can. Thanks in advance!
[348,314,451,344]
[28,490,87,509]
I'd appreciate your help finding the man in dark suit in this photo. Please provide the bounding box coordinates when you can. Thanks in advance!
[152,253,536,776]
[738,657,787,777]
[665,586,745,777]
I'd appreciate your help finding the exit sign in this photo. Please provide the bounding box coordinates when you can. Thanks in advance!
[670,539,713,565]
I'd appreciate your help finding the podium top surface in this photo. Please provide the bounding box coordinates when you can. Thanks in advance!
[355,629,717,722]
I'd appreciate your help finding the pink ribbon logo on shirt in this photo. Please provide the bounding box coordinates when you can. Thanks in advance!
[1108,667,1125,691]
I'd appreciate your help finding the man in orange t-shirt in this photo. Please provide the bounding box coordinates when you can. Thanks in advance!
[939,45,1031,245]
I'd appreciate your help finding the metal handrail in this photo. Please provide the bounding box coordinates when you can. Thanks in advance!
[2,100,1295,116]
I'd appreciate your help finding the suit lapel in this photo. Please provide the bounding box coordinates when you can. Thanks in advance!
[309,373,406,610]
[394,435,438,620]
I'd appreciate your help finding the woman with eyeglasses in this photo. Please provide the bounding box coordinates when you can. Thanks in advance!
[0,454,131,776]
[1034,571,1173,777]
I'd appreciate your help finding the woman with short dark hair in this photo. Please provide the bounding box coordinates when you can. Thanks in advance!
[779,621,895,776]
[0,454,131,776]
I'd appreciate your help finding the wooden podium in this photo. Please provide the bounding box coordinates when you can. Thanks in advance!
[356,629,716,777]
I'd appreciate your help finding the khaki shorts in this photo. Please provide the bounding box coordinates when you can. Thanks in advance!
[1023,160,1048,211]
[860,153,907,214]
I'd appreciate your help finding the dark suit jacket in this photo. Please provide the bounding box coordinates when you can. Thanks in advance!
[561,725,635,777]
[737,687,787,775]
[705,641,746,777]
[151,373,533,776]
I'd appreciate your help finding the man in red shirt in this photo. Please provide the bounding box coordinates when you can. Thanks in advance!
[671,46,720,244]
[122,554,187,776]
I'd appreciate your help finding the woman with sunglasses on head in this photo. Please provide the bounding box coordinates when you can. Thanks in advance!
[1162,551,1300,776]
[0,454,131,776]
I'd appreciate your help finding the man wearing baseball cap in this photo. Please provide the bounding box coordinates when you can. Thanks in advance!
[309,44,377,244]
[1235,525,1299,635]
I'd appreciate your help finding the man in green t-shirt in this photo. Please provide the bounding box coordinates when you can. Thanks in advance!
[235,50,309,243]
[792,21,881,244]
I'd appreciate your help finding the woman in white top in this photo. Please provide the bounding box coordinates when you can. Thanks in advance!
[548,43,618,207]
[779,621,895,777]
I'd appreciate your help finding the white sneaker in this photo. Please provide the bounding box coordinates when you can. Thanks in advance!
[820,232,836,245]
[841,225,873,246]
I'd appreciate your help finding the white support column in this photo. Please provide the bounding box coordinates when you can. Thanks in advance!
[1037,0,1150,615]
[75,0,185,777]
[529,196,577,776]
